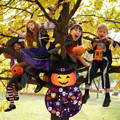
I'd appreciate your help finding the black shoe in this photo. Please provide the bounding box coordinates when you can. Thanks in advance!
[14,96,19,101]
[102,97,111,107]
[4,104,16,112]
[34,84,43,93]
[82,93,90,104]
[6,97,10,101]
[6,96,19,101]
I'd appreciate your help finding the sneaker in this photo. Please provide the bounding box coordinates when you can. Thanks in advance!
[4,104,16,112]
[102,97,111,107]
[82,93,90,104]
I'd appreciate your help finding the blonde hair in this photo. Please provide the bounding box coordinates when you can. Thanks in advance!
[97,23,108,33]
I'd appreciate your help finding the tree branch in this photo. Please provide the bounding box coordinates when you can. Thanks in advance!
[0,77,10,80]
[67,0,82,21]
[0,70,9,74]
[0,4,33,15]
[25,0,58,25]
[0,33,17,38]
[77,14,120,24]
[3,0,15,6]
[83,32,97,37]
[105,19,120,24]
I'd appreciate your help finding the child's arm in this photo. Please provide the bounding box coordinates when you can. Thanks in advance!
[76,55,89,67]
[43,21,55,30]
[8,27,26,38]
[102,37,115,49]
[85,42,94,54]
[3,53,11,59]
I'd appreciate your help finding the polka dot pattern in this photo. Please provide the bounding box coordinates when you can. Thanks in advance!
[45,85,82,119]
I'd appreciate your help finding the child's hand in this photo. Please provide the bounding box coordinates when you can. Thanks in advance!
[8,27,15,32]
[95,39,100,42]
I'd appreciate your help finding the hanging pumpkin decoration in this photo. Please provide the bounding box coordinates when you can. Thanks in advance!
[45,67,82,119]
[72,46,85,56]
[11,65,24,76]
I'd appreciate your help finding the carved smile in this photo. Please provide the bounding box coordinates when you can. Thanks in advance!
[59,81,69,85]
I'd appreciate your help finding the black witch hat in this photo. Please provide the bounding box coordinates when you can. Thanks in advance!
[6,37,25,48]
[50,54,76,74]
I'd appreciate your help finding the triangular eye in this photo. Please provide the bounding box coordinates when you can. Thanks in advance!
[66,76,70,78]
[57,76,61,79]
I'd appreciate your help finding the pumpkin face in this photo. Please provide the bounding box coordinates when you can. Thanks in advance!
[51,72,76,87]
[11,65,24,76]
[72,46,85,56]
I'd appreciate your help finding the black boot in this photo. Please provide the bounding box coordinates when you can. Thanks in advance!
[82,89,90,104]
[34,84,44,93]
[102,93,111,107]
[4,104,16,112]
[34,76,45,93]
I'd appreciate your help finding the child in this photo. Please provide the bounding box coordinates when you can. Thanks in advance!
[4,39,26,112]
[8,19,54,48]
[64,24,88,69]
[8,19,55,93]
[82,23,114,107]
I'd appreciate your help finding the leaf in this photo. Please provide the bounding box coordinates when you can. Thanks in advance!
[94,0,103,10]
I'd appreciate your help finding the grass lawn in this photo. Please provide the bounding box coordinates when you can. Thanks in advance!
[0,92,120,120]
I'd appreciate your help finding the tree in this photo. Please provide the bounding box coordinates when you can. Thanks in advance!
[0,0,120,119]
[0,0,120,83]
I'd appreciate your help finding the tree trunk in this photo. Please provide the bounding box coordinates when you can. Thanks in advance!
[51,114,69,120]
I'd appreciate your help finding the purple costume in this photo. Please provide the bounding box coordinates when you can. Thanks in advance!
[20,48,49,71]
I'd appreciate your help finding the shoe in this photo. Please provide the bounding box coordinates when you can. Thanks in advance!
[82,93,90,104]
[14,96,19,101]
[4,104,16,112]
[6,96,19,101]
[102,97,111,107]
[34,84,43,93]
[6,97,10,101]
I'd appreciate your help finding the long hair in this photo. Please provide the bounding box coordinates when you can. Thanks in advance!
[26,19,40,47]
[69,24,83,45]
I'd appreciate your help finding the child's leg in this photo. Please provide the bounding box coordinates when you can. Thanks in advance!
[77,56,88,67]
[102,88,111,107]
[100,60,111,107]
[12,83,19,100]
[4,83,16,112]
[82,61,99,104]
[25,66,44,93]
[34,75,45,93]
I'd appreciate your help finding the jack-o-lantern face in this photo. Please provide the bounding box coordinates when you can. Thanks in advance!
[51,72,76,87]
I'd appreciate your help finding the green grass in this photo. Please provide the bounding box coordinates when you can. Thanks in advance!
[0,92,120,120]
